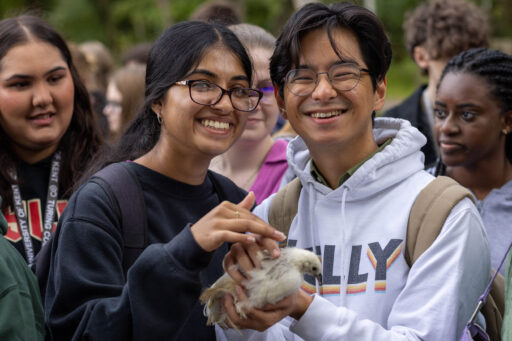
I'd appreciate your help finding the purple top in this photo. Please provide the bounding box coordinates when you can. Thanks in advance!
[250,139,289,204]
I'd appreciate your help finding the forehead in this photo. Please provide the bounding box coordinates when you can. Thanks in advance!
[192,45,248,81]
[0,40,66,75]
[250,47,272,68]
[250,47,272,79]
[437,72,493,102]
[106,82,122,101]
[297,26,364,68]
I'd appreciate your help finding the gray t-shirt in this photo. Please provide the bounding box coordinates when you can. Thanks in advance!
[475,178,512,274]
[426,164,512,273]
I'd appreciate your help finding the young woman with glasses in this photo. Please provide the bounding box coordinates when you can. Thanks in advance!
[44,21,285,340]
[210,23,292,204]
[103,63,146,143]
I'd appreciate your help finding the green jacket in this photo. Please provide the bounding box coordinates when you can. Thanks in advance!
[0,197,45,341]
[504,252,512,340]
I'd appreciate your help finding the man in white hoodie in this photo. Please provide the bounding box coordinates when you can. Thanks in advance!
[219,2,490,340]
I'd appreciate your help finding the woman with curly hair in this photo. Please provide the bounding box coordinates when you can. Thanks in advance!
[430,47,512,273]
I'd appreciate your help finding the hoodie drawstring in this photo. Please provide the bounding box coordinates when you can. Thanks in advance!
[308,181,322,296]
[339,186,349,306]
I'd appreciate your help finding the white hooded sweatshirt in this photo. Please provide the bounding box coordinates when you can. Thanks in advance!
[219,117,490,341]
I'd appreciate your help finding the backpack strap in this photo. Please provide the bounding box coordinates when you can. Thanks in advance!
[207,171,228,203]
[92,162,147,275]
[268,177,302,248]
[405,175,475,266]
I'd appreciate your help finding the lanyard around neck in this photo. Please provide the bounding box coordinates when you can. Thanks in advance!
[10,151,61,266]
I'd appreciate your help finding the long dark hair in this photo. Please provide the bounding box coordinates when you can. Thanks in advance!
[0,15,104,209]
[439,47,512,164]
[81,20,253,182]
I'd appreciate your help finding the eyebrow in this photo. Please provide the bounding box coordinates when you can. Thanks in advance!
[185,68,249,82]
[4,66,67,82]
[435,101,479,109]
[296,59,360,70]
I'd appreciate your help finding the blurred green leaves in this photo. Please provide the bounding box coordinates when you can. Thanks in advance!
[1,0,510,100]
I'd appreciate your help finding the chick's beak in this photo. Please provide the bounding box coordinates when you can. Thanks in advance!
[316,273,322,286]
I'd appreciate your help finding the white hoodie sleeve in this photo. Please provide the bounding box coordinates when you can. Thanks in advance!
[224,198,490,341]
[289,199,490,341]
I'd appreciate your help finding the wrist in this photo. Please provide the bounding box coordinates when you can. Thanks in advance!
[290,291,313,320]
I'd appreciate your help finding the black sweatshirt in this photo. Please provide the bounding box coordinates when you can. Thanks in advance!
[45,162,246,340]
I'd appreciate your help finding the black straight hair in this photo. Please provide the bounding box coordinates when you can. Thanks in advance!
[80,20,253,183]
[270,2,392,99]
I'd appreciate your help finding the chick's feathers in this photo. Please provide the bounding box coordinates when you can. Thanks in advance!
[199,247,322,330]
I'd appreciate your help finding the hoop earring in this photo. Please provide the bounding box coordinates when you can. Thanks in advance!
[156,112,162,125]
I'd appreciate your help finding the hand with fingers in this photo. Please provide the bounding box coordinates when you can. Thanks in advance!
[199,244,322,333]
[190,191,286,252]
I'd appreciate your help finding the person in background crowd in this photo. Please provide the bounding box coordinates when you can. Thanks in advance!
[429,47,512,274]
[77,40,115,140]
[210,23,289,204]
[0,15,103,265]
[121,42,152,67]
[104,64,146,143]
[219,3,489,340]
[69,42,109,138]
[503,252,512,339]
[190,0,241,26]
[44,20,285,340]
[384,0,489,167]
[78,41,114,95]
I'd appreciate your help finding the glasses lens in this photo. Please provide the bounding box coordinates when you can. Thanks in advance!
[285,64,362,96]
[231,88,261,111]
[189,81,222,105]
[329,63,361,91]
[286,69,316,96]
[259,86,275,104]
[105,101,122,110]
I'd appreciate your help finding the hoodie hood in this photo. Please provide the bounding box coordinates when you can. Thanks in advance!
[286,117,427,201]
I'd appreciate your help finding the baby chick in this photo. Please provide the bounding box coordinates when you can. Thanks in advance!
[200,247,322,331]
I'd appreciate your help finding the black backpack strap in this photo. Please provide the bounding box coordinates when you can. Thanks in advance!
[207,171,227,203]
[92,162,147,275]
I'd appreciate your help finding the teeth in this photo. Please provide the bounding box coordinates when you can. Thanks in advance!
[310,111,342,118]
[32,114,52,119]
[201,119,230,130]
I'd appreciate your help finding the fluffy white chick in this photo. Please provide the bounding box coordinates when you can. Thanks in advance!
[200,247,322,331]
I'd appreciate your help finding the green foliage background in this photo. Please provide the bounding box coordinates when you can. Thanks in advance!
[1,0,511,103]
